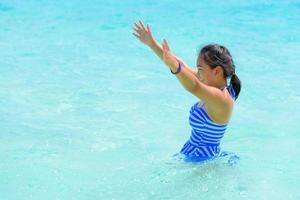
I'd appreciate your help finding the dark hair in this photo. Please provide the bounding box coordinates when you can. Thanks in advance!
[199,44,241,100]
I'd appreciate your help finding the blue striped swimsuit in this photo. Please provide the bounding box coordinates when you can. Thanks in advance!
[180,84,236,162]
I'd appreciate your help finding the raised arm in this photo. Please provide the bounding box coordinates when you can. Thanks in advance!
[132,20,197,77]
[149,39,198,77]
[132,20,228,109]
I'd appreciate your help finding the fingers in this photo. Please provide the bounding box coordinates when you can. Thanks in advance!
[132,33,140,39]
[163,39,170,51]
[133,20,150,33]
[132,20,153,40]
[162,39,166,51]
[147,24,152,36]
[134,22,142,31]
[133,26,140,33]
[139,20,146,30]
[133,22,143,37]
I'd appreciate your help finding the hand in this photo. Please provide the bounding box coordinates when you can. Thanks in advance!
[162,39,178,68]
[132,20,155,47]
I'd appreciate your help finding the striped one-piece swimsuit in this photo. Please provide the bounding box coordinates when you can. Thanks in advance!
[180,84,236,162]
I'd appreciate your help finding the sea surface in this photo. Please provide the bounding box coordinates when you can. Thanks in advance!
[0,0,300,199]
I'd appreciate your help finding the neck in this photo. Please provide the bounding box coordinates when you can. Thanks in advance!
[214,80,227,90]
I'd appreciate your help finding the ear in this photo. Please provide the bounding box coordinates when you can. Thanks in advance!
[214,66,223,76]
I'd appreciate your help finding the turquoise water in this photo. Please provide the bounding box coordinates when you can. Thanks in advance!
[1,0,300,199]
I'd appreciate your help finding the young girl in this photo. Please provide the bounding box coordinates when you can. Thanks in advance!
[133,20,241,162]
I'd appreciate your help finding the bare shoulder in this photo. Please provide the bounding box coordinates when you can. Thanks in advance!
[204,89,234,124]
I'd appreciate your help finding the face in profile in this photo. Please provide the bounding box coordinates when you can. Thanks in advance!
[196,56,225,86]
[196,57,213,85]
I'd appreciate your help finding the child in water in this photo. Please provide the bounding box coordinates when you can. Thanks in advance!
[132,20,241,163]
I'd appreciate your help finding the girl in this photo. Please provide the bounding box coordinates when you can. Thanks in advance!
[133,20,241,162]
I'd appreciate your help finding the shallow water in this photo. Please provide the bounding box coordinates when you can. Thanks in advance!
[1,0,300,199]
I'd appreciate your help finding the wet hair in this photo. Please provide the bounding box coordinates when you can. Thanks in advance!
[199,44,241,100]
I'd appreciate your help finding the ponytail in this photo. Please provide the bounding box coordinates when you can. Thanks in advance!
[230,73,241,100]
